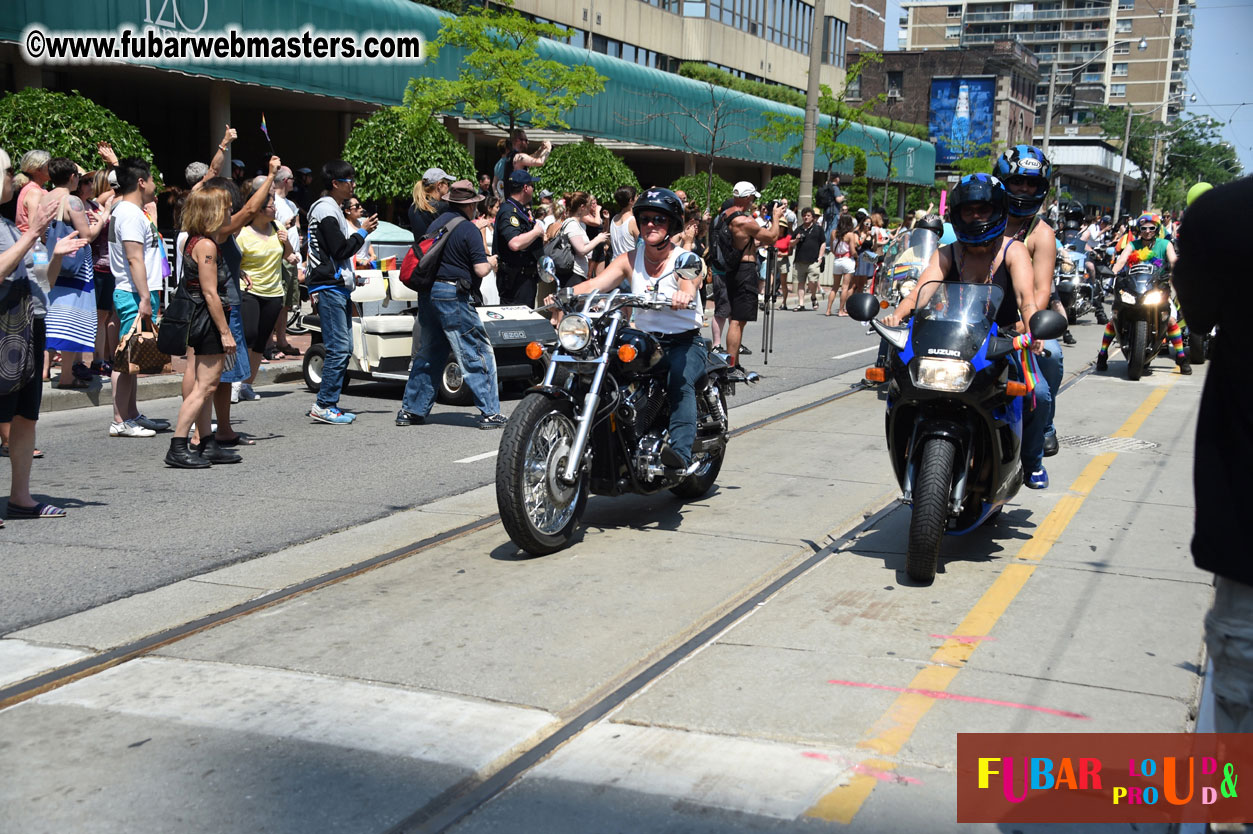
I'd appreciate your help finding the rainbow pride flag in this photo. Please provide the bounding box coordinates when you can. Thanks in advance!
[378,255,397,272]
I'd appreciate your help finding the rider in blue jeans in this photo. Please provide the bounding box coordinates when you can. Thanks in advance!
[395,180,505,429]
[305,161,377,424]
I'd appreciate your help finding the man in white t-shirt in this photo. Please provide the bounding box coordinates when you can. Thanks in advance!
[107,157,169,438]
[271,166,303,355]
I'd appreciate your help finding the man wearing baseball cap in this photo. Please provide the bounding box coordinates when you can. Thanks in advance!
[397,181,505,430]
[494,169,545,306]
[718,181,784,366]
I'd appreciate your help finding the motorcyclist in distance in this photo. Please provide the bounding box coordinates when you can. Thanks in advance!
[1095,213,1190,375]
[564,187,706,470]
[883,173,1052,489]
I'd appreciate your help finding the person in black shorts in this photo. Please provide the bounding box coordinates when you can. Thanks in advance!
[719,182,784,366]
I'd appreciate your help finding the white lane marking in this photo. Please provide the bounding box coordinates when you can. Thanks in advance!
[830,346,878,361]
[37,657,557,768]
[456,450,499,464]
[529,722,857,820]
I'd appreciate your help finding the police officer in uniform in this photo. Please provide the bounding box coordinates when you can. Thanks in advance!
[494,169,545,306]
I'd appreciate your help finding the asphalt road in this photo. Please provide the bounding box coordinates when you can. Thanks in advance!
[2,303,892,634]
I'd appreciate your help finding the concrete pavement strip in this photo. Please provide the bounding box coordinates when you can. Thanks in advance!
[37,361,306,414]
[2,324,1209,833]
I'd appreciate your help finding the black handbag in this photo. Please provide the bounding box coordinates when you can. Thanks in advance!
[0,277,36,396]
[157,286,194,356]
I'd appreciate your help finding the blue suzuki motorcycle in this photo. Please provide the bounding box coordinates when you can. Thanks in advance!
[848,284,1065,583]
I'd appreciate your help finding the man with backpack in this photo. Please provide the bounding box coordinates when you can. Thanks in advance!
[712,182,784,367]
[396,181,504,430]
[814,173,845,239]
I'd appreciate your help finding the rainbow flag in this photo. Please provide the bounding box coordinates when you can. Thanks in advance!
[260,113,270,141]
[379,255,397,272]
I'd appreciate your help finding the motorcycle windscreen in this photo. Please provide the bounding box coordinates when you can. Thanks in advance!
[884,229,939,277]
[910,280,1004,359]
[1127,263,1159,294]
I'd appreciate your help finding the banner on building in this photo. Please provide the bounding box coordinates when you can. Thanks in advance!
[929,77,996,165]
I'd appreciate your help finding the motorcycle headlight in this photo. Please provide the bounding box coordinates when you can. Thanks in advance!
[556,314,593,352]
[1119,290,1137,304]
[1141,289,1165,306]
[1061,262,1075,275]
[914,358,973,392]
[899,279,917,298]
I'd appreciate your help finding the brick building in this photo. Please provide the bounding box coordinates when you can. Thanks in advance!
[848,0,889,51]
[847,41,1039,166]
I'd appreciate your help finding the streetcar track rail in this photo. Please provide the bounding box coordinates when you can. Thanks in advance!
[2,361,1097,832]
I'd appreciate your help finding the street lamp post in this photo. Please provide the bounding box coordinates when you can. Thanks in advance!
[1112,103,1136,222]
[798,0,826,211]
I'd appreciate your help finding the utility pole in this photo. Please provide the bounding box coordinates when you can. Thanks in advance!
[1041,63,1058,156]
[1112,103,1135,222]
[798,0,826,210]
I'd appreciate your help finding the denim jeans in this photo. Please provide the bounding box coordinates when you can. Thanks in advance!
[402,282,500,417]
[315,289,353,408]
[1017,343,1055,474]
[1036,338,1063,438]
[655,331,708,465]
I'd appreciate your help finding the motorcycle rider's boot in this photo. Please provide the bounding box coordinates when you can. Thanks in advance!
[1063,330,1077,346]
[1043,431,1059,458]
[1096,353,1108,372]
[659,441,687,470]
[1095,308,1108,325]
[1177,355,1193,375]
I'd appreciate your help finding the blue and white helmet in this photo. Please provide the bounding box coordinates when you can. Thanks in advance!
[994,145,1052,217]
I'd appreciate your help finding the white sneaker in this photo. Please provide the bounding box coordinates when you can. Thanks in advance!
[110,419,156,438]
[240,383,260,401]
[230,381,241,404]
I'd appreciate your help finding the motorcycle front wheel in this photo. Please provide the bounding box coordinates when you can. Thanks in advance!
[1188,330,1206,365]
[1126,319,1148,380]
[496,394,588,556]
[907,436,956,584]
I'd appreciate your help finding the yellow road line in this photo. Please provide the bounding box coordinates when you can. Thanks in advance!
[805,379,1177,824]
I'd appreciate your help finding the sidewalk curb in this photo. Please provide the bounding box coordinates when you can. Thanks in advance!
[38,364,306,414]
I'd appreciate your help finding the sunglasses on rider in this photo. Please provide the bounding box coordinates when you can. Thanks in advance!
[638,213,670,227]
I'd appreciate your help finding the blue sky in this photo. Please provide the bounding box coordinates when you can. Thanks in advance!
[881,0,1253,174]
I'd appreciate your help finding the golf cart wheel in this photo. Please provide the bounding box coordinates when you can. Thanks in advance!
[302,344,326,393]
[438,358,474,406]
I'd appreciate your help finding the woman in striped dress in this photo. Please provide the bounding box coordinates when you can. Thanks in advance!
[43,159,108,388]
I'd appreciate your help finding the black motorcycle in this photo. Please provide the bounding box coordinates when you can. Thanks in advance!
[848,285,1065,583]
[1110,261,1172,380]
[496,287,756,555]
[1054,244,1095,324]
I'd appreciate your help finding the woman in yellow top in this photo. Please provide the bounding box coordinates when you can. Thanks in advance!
[235,193,298,401]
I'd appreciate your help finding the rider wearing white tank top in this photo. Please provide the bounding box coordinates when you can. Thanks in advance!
[566,188,706,468]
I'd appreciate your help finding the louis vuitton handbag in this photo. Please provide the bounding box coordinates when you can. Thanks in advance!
[113,315,168,375]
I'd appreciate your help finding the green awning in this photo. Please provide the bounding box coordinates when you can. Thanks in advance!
[3,0,935,184]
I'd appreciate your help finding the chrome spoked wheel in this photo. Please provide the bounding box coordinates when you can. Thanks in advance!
[521,411,580,536]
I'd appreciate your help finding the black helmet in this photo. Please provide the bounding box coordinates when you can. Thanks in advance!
[915,213,944,236]
[993,145,1052,217]
[1064,200,1085,222]
[633,187,685,236]
[948,174,1008,246]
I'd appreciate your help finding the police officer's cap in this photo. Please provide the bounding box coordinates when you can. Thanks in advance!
[507,169,540,188]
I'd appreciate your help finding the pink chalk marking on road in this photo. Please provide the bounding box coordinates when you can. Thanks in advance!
[800,752,923,785]
[826,679,1089,720]
[930,633,997,644]
[802,751,832,761]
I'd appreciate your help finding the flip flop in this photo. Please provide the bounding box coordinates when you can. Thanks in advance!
[0,446,42,458]
[7,502,67,519]
[278,346,302,357]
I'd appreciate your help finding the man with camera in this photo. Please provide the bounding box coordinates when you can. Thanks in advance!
[719,182,784,367]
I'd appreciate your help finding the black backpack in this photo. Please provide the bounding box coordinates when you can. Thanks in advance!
[814,183,836,211]
[709,209,748,275]
[404,215,467,292]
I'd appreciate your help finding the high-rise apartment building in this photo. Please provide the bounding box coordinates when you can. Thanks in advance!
[899,0,1194,138]
[509,0,880,96]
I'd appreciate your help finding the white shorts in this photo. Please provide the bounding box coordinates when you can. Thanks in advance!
[831,257,856,275]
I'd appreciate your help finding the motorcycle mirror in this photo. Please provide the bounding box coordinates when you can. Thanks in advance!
[846,293,881,323]
[1029,309,1067,342]
[674,255,704,284]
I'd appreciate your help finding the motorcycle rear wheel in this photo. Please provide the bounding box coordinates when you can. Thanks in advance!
[1126,319,1147,380]
[496,394,588,556]
[907,436,956,584]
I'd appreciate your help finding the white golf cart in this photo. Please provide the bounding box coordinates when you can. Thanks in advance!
[300,222,556,404]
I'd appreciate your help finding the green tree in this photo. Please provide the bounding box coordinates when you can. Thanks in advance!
[0,88,162,184]
[753,53,885,175]
[1154,115,1243,209]
[341,107,474,203]
[761,174,801,207]
[669,173,732,213]
[1090,105,1157,172]
[405,0,606,134]
[537,142,640,207]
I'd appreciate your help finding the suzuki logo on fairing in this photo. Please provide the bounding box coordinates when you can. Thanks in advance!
[928,348,961,357]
